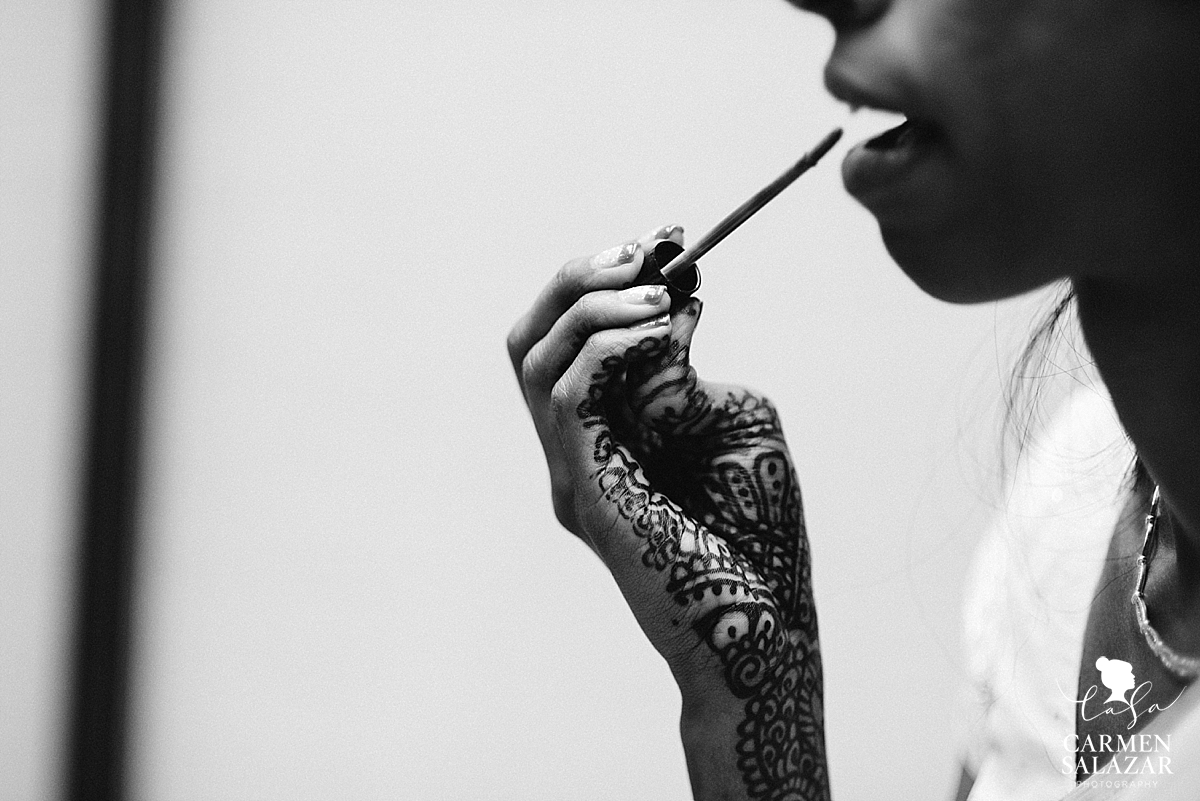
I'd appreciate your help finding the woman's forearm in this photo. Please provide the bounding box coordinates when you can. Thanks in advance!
[679,631,830,801]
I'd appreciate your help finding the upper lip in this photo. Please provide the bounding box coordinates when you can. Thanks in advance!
[825,67,922,121]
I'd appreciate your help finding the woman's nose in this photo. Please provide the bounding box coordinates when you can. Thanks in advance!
[790,0,890,30]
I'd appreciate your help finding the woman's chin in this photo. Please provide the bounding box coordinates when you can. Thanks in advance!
[878,225,1049,305]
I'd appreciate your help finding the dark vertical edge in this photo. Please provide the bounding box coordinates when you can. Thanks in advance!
[66,0,166,798]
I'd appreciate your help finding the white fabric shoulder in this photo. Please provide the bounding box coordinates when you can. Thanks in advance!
[962,387,1133,801]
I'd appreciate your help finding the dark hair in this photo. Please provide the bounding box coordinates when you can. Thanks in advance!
[1001,282,1080,475]
[1002,281,1147,490]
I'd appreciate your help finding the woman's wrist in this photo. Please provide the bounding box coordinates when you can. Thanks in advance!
[680,705,751,801]
[676,634,832,801]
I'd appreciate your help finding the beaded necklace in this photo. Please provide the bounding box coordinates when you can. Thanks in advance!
[1132,486,1200,680]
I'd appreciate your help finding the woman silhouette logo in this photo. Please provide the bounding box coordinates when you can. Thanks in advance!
[1096,656,1137,708]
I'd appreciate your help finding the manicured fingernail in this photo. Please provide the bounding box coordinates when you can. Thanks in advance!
[594,242,639,269]
[632,312,670,330]
[656,224,683,239]
[620,284,666,304]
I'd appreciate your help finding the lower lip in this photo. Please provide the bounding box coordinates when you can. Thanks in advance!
[841,124,956,225]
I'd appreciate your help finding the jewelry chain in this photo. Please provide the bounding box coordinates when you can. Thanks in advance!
[1131,485,1200,681]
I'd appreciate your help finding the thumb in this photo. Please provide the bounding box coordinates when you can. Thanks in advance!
[625,297,711,435]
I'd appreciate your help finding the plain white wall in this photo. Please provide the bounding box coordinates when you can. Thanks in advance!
[0,0,1051,799]
[0,2,99,799]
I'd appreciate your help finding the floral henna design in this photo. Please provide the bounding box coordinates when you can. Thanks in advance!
[627,350,711,436]
[578,362,829,801]
[735,631,827,801]
[700,446,813,629]
[626,302,712,437]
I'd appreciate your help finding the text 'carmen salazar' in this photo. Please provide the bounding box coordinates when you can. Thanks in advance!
[1063,734,1173,776]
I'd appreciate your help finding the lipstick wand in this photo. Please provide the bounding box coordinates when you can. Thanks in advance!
[660,127,844,281]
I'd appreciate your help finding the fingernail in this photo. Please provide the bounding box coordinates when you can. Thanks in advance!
[656,224,683,240]
[631,312,670,330]
[620,284,666,305]
[594,242,639,269]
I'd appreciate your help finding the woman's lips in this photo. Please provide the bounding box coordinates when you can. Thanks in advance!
[864,118,934,150]
[841,116,957,226]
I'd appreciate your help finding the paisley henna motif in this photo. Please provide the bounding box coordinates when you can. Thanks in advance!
[577,341,829,801]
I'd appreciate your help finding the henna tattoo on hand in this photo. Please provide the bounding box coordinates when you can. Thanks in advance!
[576,346,829,801]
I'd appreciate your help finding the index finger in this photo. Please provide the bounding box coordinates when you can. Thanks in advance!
[506,241,643,384]
[637,223,685,250]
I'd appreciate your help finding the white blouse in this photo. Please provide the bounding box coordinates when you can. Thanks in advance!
[962,387,1133,801]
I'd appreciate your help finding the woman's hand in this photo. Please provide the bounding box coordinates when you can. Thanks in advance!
[507,226,830,801]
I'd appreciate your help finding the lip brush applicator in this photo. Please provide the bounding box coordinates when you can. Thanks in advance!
[659,127,844,282]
